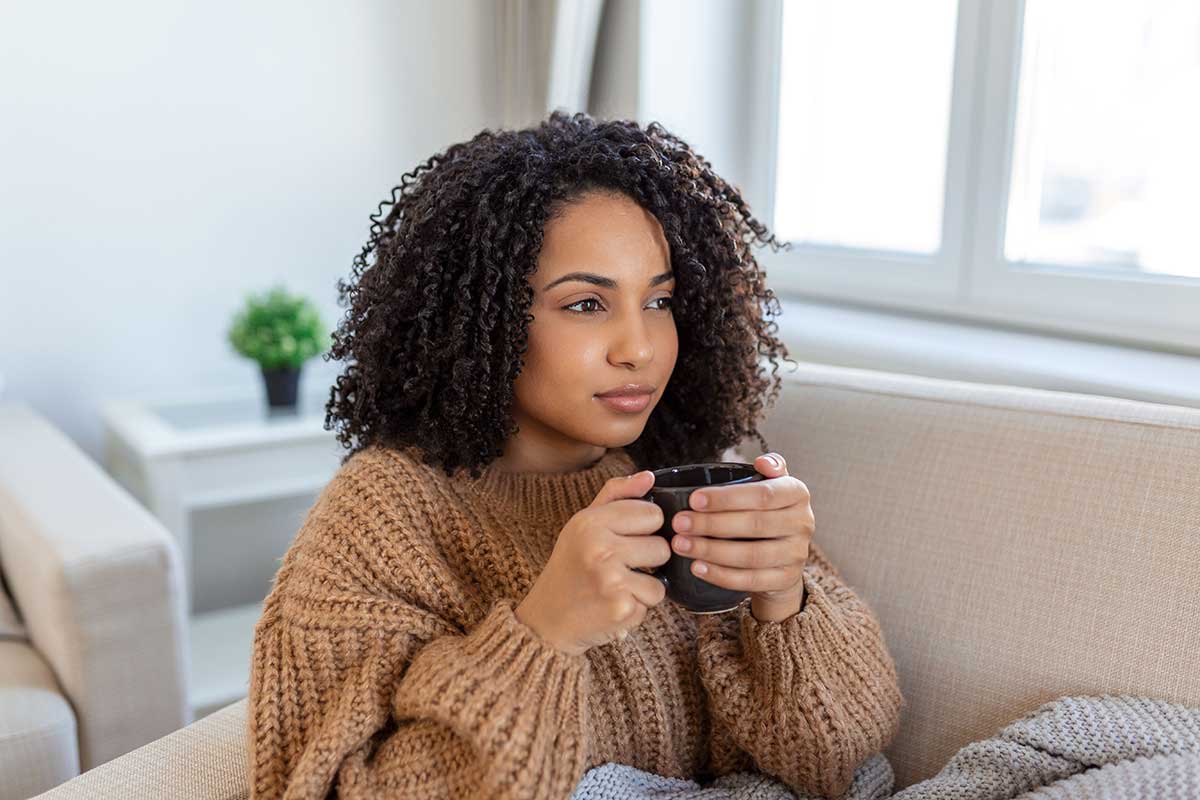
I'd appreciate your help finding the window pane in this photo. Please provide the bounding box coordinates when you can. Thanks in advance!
[1005,0,1200,278]
[773,0,958,254]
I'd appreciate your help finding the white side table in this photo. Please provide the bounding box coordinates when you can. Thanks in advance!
[101,385,343,717]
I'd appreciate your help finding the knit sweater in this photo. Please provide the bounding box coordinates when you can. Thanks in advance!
[246,443,905,800]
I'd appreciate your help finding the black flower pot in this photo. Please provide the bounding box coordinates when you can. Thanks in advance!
[261,365,301,409]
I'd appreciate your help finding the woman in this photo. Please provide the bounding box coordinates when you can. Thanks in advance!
[247,110,904,800]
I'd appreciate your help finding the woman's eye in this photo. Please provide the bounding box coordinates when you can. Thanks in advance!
[563,298,603,314]
[562,296,673,315]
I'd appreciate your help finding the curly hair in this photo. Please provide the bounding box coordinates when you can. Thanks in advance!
[323,109,797,479]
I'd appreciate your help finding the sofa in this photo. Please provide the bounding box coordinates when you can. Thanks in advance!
[31,360,1200,797]
[0,404,191,800]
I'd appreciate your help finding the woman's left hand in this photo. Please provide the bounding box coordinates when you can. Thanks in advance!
[669,452,813,616]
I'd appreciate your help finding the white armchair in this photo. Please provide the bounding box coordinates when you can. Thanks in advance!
[0,403,190,799]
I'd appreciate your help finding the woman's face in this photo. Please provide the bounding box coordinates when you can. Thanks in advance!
[503,191,678,472]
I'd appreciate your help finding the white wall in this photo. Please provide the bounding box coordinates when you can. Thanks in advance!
[0,0,499,460]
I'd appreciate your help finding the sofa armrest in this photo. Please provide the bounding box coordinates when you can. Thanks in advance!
[33,699,247,800]
[0,403,190,770]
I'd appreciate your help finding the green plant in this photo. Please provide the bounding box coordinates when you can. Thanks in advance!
[228,285,330,370]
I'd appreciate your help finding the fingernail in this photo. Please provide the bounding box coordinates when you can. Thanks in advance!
[766,454,782,469]
[674,514,692,531]
[693,561,708,575]
[691,493,708,509]
[673,536,691,552]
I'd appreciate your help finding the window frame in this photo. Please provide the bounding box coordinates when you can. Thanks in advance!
[744,0,1200,354]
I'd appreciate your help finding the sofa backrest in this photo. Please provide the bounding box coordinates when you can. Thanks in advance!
[736,361,1200,789]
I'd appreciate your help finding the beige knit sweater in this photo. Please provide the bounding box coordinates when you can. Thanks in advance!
[246,444,905,800]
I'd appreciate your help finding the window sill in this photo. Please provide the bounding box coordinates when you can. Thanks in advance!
[770,295,1200,411]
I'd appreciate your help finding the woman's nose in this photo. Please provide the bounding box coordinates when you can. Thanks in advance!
[609,319,654,367]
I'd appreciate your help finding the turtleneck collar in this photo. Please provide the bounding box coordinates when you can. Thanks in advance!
[464,447,639,525]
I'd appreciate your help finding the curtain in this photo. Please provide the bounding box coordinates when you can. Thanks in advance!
[495,0,606,129]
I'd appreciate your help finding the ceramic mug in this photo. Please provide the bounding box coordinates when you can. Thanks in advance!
[637,461,765,614]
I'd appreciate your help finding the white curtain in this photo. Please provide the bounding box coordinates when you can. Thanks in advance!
[495,0,606,129]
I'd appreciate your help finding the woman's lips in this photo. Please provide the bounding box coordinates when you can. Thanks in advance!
[595,393,652,413]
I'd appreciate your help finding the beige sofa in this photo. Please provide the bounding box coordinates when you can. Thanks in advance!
[0,404,190,800]
[33,360,1200,797]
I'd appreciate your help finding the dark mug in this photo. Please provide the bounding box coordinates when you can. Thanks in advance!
[637,461,765,614]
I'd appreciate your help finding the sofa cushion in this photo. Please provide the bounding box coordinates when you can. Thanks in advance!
[0,639,78,800]
[746,361,1200,790]
[32,699,247,800]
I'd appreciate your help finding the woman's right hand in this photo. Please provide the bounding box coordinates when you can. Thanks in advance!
[515,470,671,656]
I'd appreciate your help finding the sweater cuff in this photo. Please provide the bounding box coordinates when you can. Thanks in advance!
[729,567,861,699]
[391,598,592,776]
[696,558,905,798]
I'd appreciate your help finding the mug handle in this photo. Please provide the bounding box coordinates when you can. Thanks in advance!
[631,565,671,592]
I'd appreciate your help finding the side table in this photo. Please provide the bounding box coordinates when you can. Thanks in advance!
[101,385,343,717]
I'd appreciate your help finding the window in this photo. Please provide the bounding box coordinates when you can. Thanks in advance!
[747,0,1200,353]
[1005,0,1200,278]
[774,0,958,254]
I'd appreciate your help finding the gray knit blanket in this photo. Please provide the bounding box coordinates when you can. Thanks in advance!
[570,695,1200,799]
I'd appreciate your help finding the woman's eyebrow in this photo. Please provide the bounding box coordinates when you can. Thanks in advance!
[543,270,674,291]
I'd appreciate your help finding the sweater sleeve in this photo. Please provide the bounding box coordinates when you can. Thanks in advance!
[694,540,905,799]
[246,457,593,800]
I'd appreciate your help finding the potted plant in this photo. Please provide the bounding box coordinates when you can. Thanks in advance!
[227,285,330,409]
